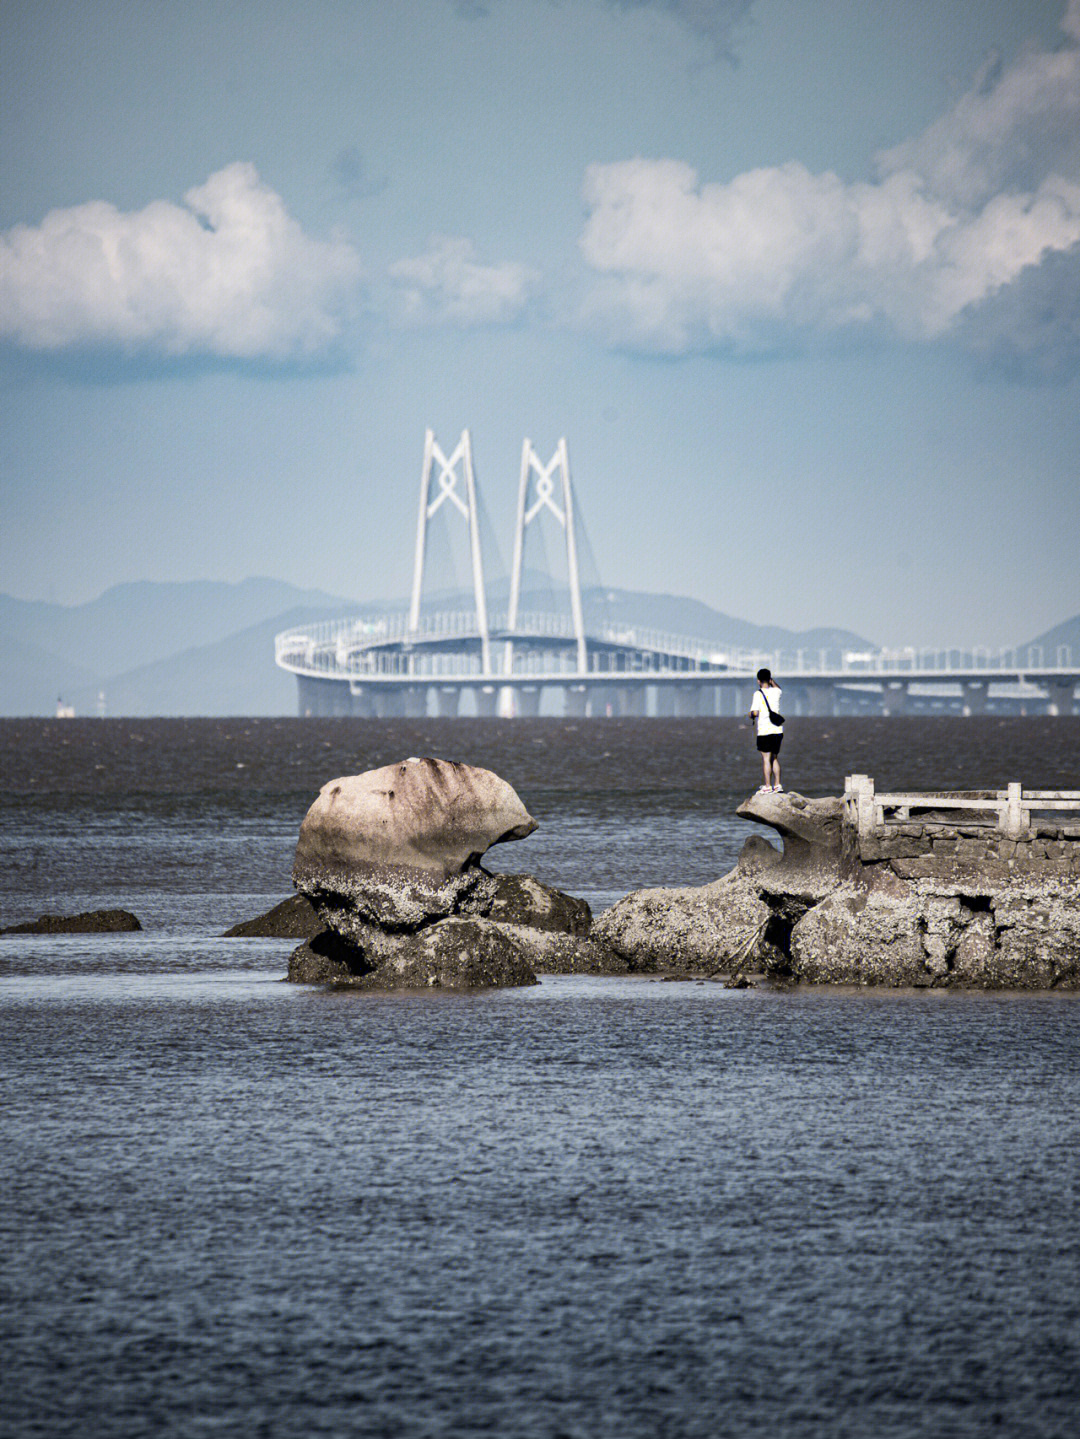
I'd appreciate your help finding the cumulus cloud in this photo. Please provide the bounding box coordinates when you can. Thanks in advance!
[389,235,539,326]
[579,0,1080,364]
[0,163,364,361]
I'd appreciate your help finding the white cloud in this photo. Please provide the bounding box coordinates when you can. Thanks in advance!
[578,2,1080,360]
[389,235,539,326]
[0,163,363,361]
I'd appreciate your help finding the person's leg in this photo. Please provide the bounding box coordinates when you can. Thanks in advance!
[770,750,782,788]
[760,749,772,788]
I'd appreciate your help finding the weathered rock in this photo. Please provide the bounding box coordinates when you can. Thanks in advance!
[788,879,1080,989]
[592,835,780,975]
[223,895,321,939]
[486,873,592,935]
[593,793,849,977]
[293,756,536,889]
[598,783,1080,989]
[487,922,625,974]
[288,917,539,991]
[1,909,142,935]
[736,790,845,879]
[289,757,545,990]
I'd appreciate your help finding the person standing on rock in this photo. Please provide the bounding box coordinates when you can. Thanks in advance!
[750,668,784,793]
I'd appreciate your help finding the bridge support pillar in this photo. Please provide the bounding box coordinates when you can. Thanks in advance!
[616,684,646,717]
[674,686,700,717]
[589,685,617,718]
[654,684,676,717]
[475,685,499,717]
[962,681,989,716]
[564,684,588,717]
[804,683,835,717]
[882,682,909,716]
[1044,680,1076,716]
[435,685,461,718]
[348,686,376,718]
[372,689,404,718]
[515,685,542,717]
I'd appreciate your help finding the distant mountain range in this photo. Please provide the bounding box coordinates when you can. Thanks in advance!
[0,578,1075,716]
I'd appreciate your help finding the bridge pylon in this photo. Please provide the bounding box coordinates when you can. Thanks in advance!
[409,427,491,673]
[507,437,587,676]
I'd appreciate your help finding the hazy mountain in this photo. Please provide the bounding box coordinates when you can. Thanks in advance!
[64,607,349,718]
[578,586,870,657]
[0,578,359,680]
[1022,614,1080,657]
[0,633,99,717]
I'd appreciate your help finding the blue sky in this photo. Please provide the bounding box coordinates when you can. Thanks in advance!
[2,0,1078,647]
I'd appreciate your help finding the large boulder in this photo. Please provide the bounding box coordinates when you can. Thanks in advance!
[294,756,536,888]
[289,757,544,989]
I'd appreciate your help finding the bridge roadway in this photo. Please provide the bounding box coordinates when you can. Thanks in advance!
[275,611,1079,718]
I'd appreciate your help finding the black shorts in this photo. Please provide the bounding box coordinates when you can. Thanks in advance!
[756,732,783,754]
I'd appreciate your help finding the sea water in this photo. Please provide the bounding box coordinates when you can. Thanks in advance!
[2,717,1079,1437]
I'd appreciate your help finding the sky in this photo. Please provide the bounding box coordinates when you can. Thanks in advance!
[2,0,1078,648]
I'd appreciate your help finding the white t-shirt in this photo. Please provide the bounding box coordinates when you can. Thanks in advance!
[751,685,783,736]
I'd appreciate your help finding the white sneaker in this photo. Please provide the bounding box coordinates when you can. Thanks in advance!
[772,784,784,792]
[755,785,772,794]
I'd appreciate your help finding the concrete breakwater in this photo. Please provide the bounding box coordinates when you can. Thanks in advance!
[595,778,1080,988]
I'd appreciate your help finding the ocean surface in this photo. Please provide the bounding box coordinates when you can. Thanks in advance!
[2,716,1079,1438]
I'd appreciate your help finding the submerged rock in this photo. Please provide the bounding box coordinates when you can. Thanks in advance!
[223,895,321,939]
[1,909,142,935]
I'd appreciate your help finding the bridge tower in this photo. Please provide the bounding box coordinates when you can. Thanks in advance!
[409,427,492,673]
[506,437,587,677]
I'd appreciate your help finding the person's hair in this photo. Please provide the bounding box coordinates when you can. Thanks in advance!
[756,667,772,683]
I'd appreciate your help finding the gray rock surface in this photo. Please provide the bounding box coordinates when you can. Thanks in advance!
[1,909,142,935]
[288,917,539,991]
[486,873,592,935]
[597,786,1080,988]
[223,895,321,939]
[593,836,780,975]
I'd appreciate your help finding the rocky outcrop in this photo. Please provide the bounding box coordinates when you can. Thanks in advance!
[288,916,539,990]
[487,873,592,935]
[592,833,782,974]
[223,895,321,939]
[288,756,598,990]
[1,909,142,935]
[596,787,1080,988]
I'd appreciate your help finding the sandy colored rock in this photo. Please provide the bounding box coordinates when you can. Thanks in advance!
[293,756,536,889]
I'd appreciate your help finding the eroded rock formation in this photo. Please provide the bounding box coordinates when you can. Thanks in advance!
[595,787,1080,988]
[287,757,605,988]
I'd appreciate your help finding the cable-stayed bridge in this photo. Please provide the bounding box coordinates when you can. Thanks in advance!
[275,430,1078,718]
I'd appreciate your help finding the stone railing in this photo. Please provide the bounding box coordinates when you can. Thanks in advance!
[842,774,1080,879]
[844,774,1080,840]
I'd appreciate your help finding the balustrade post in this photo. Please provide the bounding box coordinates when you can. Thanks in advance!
[1002,782,1024,838]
